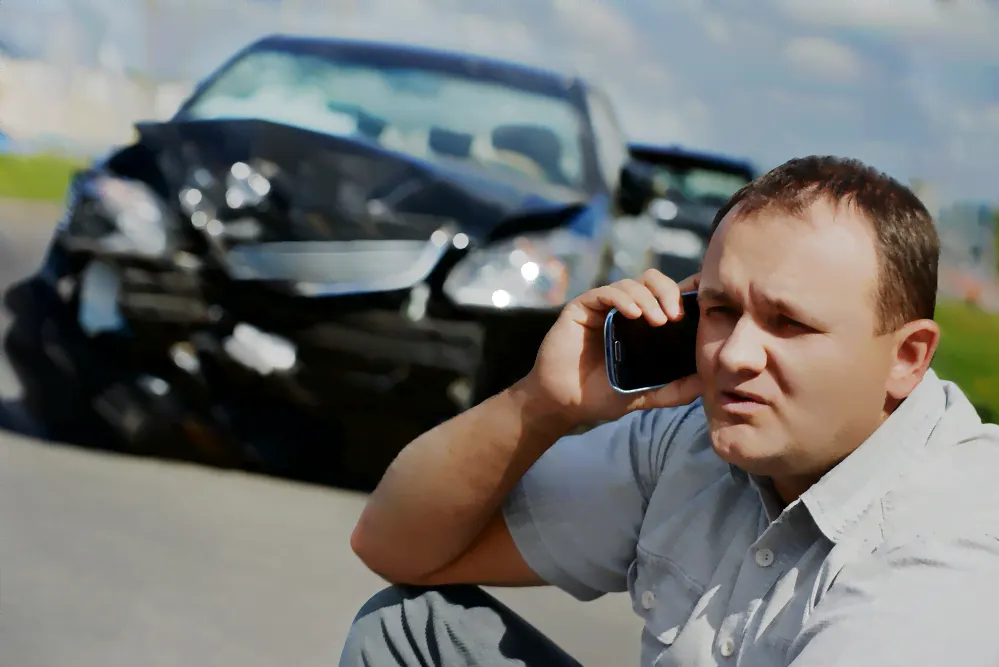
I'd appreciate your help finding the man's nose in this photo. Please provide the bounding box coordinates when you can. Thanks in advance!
[716,316,768,375]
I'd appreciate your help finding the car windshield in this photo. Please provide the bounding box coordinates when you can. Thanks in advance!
[649,164,751,206]
[178,46,587,190]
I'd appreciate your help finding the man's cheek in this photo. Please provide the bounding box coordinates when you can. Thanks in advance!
[694,342,716,378]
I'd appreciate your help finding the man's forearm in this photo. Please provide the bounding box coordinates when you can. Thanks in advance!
[350,377,574,582]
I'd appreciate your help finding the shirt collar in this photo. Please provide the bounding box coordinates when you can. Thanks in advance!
[798,368,947,543]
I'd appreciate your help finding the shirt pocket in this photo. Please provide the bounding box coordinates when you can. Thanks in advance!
[628,545,705,650]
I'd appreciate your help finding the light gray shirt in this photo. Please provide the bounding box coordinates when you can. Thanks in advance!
[502,369,999,666]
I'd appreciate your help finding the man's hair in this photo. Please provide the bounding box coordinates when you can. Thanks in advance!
[710,155,940,334]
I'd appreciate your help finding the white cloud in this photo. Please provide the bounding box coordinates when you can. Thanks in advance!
[776,0,999,57]
[766,89,859,118]
[701,13,732,45]
[552,0,641,54]
[453,13,539,61]
[776,0,942,31]
[784,36,863,82]
[952,104,999,133]
[312,0,547,68]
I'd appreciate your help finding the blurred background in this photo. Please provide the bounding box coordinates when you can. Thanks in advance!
[0,1,996,666]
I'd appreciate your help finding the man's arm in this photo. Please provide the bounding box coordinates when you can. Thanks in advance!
[355,395,694,600]
[788,531,999,667]
[350,379,572,586]
[349,269,703,589]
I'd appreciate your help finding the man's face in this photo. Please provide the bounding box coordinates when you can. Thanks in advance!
[696,198,896,480]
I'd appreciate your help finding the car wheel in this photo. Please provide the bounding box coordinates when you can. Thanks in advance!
[3,314,102,443]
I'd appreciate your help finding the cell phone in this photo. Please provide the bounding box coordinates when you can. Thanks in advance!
[604,291,700,393]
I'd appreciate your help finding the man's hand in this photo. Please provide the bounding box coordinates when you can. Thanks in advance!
[520,269,704,428]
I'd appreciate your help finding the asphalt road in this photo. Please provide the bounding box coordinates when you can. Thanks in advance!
[0,202,643,667]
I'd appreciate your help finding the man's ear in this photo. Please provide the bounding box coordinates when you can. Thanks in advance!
[886,318,941,401]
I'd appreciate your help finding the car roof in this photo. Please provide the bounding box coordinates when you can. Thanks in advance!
[249,34,583,98]
[628,142,756,179]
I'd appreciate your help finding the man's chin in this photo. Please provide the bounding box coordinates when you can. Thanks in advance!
[709,423,785,474]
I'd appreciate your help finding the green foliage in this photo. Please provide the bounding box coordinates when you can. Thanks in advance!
[0,153,86,202]
[933,300,999,424]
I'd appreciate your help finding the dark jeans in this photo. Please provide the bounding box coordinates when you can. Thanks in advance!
[338,584,583,666]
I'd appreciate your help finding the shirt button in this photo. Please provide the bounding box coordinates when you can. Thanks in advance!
[719,637,736,657]
[641,590,656,609]
[755,548,775,567]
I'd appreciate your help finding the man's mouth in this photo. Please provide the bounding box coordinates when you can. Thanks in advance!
[718,389,768,411]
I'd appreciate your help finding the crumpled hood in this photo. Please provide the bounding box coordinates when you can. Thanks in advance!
[135,118,589,246]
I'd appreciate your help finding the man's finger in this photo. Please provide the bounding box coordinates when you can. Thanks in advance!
[641,269,683,319]
[615,279,667,325]
[677,272,701,294]
[569,284,640,323]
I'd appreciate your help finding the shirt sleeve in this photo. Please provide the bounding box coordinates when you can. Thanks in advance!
[500,402,701,601]
[788,531,999,667]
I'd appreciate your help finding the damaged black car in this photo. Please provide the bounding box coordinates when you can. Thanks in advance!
[3,35,659,487]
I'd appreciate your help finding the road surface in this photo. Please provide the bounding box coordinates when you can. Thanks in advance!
[0,201,643,667]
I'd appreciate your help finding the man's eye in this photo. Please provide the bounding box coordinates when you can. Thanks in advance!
[706,306,736,317]
[777,315,810,331]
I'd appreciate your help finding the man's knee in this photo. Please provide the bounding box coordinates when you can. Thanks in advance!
[340,584,495,667]
[341,584,579,667]
[351,583,492,623]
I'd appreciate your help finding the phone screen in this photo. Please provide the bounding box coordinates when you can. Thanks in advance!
[605,291,700,393]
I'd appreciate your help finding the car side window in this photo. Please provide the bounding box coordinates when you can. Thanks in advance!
[586,88,629,191]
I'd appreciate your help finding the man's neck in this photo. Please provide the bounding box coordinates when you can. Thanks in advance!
[770,406,896,507]
[771,474,820,507]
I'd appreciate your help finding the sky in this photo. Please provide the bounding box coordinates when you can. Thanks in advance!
[2,0,999,204]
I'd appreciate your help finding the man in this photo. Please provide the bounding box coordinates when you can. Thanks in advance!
[340,156,999,666]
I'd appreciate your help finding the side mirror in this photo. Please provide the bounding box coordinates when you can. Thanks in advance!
[616,159,658,217]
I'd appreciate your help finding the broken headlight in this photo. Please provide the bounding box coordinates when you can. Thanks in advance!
[85,175,176,258]
[443,229,600,310]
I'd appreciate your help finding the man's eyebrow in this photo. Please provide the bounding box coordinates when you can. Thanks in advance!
[697,287,731,303]
[762,294,829,327]
[699,287,829,327]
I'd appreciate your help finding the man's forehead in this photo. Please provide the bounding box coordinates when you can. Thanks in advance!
[703,196,880,309]
[716,194,869,233]
[710,194,877,258]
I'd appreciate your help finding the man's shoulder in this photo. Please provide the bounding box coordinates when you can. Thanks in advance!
[636,398,713,458]
[921,378,999,485]
[882,383,999,543]
[558,399,719,494]
[627,399,732,493]
[933,376,999,445]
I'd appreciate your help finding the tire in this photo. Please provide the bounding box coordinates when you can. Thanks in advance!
[3,315,102,443]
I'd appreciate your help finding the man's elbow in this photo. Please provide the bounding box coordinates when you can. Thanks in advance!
[349,518,394,579]
[350,518,428,586]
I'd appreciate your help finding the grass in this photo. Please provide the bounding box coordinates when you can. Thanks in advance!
[0,152,87,202]
[933,300,999,424]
